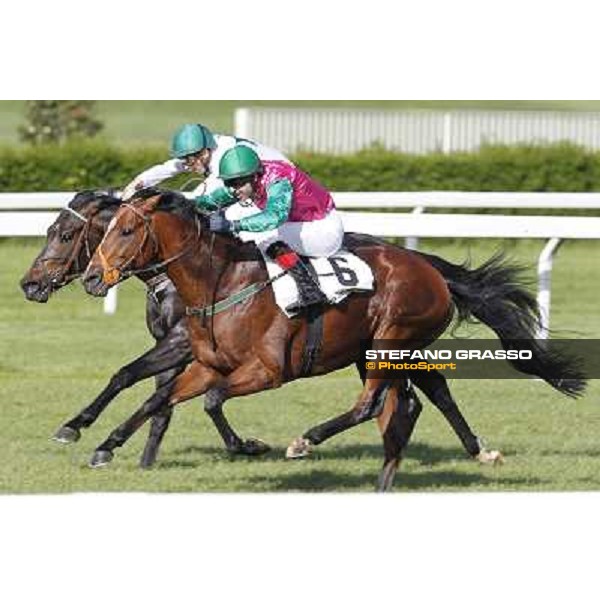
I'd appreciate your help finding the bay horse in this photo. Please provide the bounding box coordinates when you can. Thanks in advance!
[21,190,500,468]
[21,190,509,470]
[81,189,586,490]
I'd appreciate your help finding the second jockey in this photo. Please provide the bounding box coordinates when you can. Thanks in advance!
[122,122,291,199]
[196,145,344,312]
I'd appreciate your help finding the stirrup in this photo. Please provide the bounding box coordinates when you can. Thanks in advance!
[287,260,327,311]
[287,279,327,312]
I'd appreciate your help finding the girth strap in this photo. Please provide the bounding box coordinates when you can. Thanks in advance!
[299,305,324,377]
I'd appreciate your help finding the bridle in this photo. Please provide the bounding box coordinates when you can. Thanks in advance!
[97,201,201,286]
[40,206,99,289]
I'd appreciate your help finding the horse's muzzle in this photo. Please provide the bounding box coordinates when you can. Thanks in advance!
[102,267,122,287]
[82,270,109,297]
[20,276,51,303]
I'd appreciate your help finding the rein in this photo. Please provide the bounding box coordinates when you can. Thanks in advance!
[63,206,89,223]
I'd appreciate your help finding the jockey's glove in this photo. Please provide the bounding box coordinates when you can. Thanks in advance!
[208,213,240,234]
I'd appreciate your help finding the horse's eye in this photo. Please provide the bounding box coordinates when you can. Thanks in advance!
[121,227,134,236]
[60,231,73,243]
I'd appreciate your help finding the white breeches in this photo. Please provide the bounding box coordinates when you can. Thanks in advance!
[225,203,344,258]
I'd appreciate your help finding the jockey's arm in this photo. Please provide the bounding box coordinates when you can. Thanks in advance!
[122,159,185,199]
[193,186,236,211]
[237,179,293,232]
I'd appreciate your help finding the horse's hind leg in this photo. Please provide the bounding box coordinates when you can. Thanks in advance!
[410,370,504,465]
[53,322,192,444]
[286,377,394,459]
[377,380,423,492]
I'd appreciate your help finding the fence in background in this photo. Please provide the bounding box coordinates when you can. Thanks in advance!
[4,191,600,337]
[235,108,600,155]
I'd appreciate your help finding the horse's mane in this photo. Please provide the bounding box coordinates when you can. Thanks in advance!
[69,189,122,212]
[131,187,200,223]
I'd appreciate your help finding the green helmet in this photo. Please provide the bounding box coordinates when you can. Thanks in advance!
[170,123,217,158]
[219,145,261,181]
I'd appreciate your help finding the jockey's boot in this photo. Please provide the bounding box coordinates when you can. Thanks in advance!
[266,242,327,311]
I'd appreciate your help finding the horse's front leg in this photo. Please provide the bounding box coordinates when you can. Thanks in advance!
[89,361,217,468]
[138,364,187,469]
[54,322,193,444]
[202,359,279,456]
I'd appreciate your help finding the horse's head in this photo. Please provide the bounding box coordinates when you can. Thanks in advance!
[20,190,121,302]
[82,188,196,297]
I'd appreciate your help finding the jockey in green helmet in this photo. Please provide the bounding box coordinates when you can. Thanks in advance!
[194,145,344,312]
[170,123,217,158]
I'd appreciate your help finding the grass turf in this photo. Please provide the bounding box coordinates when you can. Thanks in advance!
[1,237,599,493]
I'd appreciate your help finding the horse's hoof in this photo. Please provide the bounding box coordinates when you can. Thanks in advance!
[242,438,271,456]
[286,437,312,460]
[52,426,81,444]
[89,450,114,468]
[139,456,156,470]
[475,449,505,466]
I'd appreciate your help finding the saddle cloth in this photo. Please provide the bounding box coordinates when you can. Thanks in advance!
[261,249,374,317]
[224,200,374,317]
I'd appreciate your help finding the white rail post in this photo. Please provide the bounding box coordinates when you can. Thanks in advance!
[404,206,425,250]
[443,113,452,154]
[103,286,118,315]
[234,108,250,138]
[536,237,563,339]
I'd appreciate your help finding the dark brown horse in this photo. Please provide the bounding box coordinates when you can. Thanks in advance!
[82,189,586,490]
[20,191,191,467]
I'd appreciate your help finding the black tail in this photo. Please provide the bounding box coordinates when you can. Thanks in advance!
[418,251,587,398]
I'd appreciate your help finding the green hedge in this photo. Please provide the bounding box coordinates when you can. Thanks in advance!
[294,143,600,192]
[0,141,165,191]
[2,140,600,192]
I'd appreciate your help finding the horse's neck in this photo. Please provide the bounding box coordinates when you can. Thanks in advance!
[164,227,263,309]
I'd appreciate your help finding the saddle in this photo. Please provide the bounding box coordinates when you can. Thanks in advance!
[260,245,374,318]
